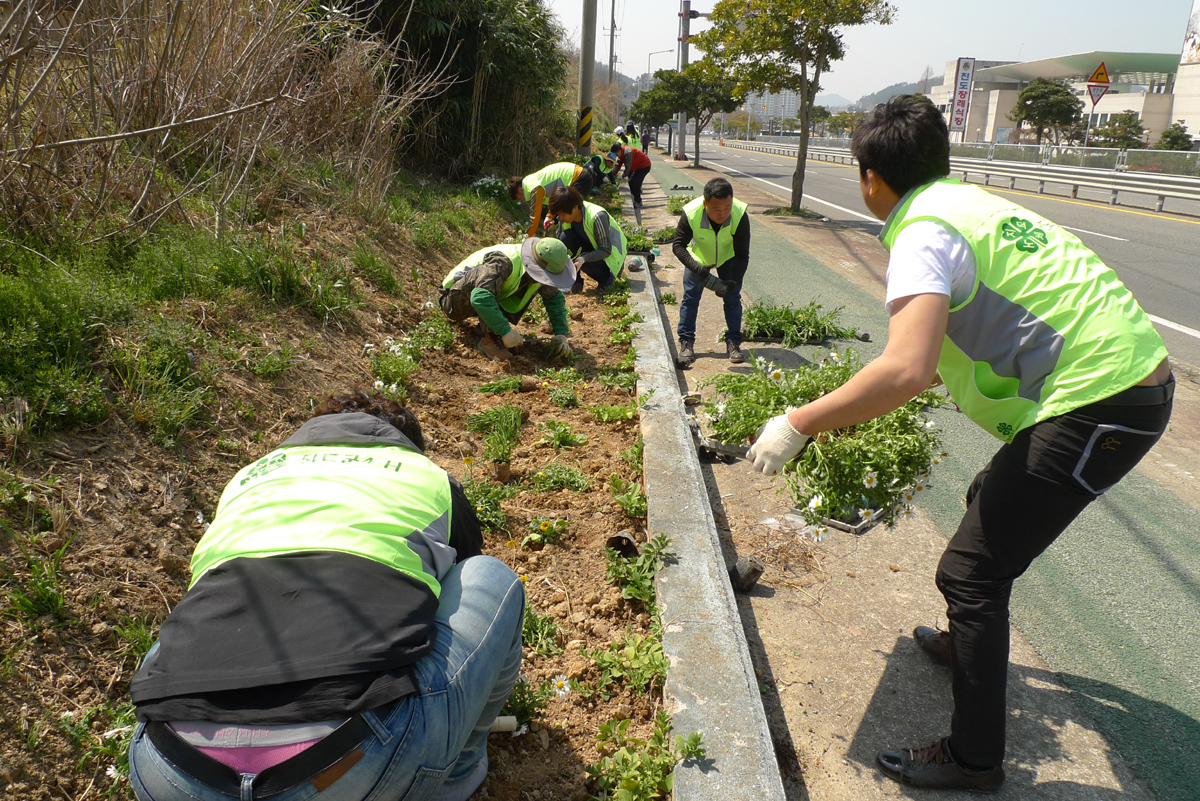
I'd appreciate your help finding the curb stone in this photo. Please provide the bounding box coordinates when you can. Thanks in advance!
[627,267,788,800]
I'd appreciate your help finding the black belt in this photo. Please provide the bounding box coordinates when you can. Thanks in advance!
[146,712,375,797]
[1094,376,1175,407]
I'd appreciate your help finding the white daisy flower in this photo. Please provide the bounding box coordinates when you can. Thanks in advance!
[552,675,571,697]
[902,505,915,518]
[827,351,841,364]
[903,491,915,503]
[512,723,529,737]
[424,301,436,310]
[769,368,784,382]
[862,471,878,489]
[813,525,831,543]
[807,494,824,509]
[925,420,936,428]
[106,765,121,779]
[931,456,941,466]
[373,380,384,389]
[858,507,872,521]
[914,483,926,493]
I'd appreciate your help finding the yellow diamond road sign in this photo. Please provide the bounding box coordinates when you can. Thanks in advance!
[1088,62,1110,84]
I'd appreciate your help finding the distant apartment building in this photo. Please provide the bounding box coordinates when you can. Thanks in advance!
[742,90,801,122]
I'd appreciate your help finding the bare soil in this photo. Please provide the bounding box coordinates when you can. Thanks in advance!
[0,210,653,799]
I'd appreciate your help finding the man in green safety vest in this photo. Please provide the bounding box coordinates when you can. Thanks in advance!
[507,162,594,237]
[128,392,524,801]
[672,177,751,367]
[747,96,1173,793]
[547,186,628,293]
[439,237,575,361]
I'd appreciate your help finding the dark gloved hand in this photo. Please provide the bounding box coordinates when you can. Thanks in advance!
[704,271,731,297]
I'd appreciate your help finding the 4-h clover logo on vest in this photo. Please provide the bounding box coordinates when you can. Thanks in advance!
[1000,217,1048,253]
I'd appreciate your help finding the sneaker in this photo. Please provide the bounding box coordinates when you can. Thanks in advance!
[676,340,695,368]
[877,738,1004,793]
[727,341,746,364]
[914,626,951,667]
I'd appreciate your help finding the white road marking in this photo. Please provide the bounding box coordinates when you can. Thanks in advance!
[702,161,880,223]
[1061,226,1129,242]
[1148,314,1200,340]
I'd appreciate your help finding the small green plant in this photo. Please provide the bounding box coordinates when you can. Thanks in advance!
[523,517,568,548]
[114,613,158,662]
[617,221,655,251]
[502,677,553,727]
[607,326,637,344]
[369,316,456,390]
[598,368,637,393]
[586,627,669,697]
[651,226,676,243]
[740,298,857,347]
[462,469,517,532]
[618,346,637,372]
[600,278,632,307]
[605,533,671,605]
[465,404,525,463]
[586,712,706,801]
[590,398,638,422]
[620,436,645,477]
[536,366,587,385]
[478,375,523,394]
[2,527,74,625]
[242,345,297,379]
[659,292,677,305]
[522,604,563,657]
[547,385,579,408]
[608,476,648,518]
[537,419,587,449]
[667,195,696,214]
[351,238,401,294]
[526,462,592,492]
[57,701,137,795]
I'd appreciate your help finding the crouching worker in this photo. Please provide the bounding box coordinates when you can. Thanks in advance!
[440,237,575,360]
[128,392,525,801]
[549,186,628,293]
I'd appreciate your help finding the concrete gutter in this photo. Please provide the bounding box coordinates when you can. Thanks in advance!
[629,268,787,800]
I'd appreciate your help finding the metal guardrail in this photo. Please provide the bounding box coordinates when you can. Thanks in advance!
[720,140,1200,212]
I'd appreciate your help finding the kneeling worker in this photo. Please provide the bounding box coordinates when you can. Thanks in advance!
[673,176,751,367]
[548,186,628,293]
[440,237,575,360]
[128,392,525,801]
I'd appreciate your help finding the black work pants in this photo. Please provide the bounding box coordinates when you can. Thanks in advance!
[938,380,1173,768]
[627,166,650,205]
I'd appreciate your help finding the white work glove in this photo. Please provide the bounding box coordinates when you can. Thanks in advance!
[501,328,524,348]
[546,334,572,358]
[747,412,810,476]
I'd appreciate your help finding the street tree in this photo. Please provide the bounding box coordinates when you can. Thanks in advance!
[809,105,831,134]
[1154,121,1194,151]
[693,0,894,211]
[1008,78,1082,145]
[1091,111,1146,149]
[641,62,740,167]
[628,84,676,135]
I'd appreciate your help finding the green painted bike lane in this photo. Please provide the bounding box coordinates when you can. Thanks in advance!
[650,156,1200,800]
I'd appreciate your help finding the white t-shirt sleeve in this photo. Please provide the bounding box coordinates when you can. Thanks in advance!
[884,220,976,314]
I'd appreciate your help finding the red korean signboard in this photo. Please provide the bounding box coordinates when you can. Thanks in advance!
[949,57,975,133]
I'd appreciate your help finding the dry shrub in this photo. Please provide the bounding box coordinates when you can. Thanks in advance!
[0,0,446,238]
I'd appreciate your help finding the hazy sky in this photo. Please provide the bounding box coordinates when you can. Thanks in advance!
[544,0,1196,102]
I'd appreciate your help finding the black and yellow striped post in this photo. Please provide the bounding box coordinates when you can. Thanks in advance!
[578,106,593,155]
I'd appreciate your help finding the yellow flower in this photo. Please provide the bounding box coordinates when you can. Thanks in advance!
[519,575,529,583]
[462,456,475,466]
[506,539,517,548]
[540,520,551,531]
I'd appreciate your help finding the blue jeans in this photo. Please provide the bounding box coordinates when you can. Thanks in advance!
[677,263,744,346]
[129,556,525,801]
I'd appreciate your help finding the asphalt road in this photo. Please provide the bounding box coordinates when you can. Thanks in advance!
[695,141,1200,369]
[649,151,1200,801]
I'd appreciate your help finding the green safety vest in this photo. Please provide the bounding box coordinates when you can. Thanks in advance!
[564,201,627,278]
[189,443,453,595]
[684,196,748,269]
[881,179,1168,442]
[522,163,580,201]
[443,244,541,315]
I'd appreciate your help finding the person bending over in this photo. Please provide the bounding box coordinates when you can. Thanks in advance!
[747,95,1173,793]
[128,392,525,801]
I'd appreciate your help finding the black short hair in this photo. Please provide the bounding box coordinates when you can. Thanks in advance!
[703,177,733,201]
[506,176,524,200]
[312,391,425,452]
[548,186,583,216]
[851,95,950,196]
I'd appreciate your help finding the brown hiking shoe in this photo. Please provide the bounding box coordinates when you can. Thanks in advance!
[877,738,1004,793]
[476,335,512,361]
[914,626,951,667]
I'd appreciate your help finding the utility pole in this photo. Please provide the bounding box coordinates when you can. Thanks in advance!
[608,0,616,83]
[578,0,597,157]
[675,0,690,160]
